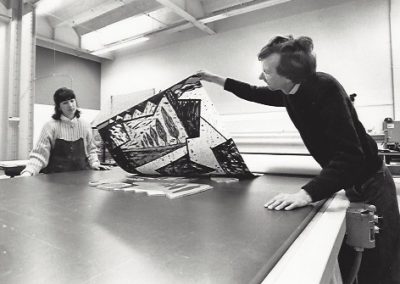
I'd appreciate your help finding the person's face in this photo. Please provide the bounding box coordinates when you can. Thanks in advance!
[259,53,292,92]
[59,98,77,119]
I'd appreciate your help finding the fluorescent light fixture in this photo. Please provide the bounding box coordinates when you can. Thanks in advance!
[82,14,163,49]
[91,37,149,56]
[81,12,169,51]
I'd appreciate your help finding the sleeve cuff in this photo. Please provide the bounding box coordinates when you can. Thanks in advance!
[223,78,235,91]
[20,168,34,176]
[301,178,337,202]
[90,161,100,169]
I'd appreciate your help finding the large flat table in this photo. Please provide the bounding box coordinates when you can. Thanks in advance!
[0,168,345,283]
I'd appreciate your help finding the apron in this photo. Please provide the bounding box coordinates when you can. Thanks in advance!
[41,138,90,174]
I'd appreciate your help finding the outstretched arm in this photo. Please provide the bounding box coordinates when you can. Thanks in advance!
[197,70,285,106]
[196,70,227,87]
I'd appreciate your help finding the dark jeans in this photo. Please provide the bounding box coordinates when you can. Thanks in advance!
[339,162,400,284]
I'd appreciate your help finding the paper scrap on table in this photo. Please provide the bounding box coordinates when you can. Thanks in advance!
[96,75,253,178]
[95,182,132,191]
[90,177,212,199]
[125,175,191,182]
[210,177,239,183]
[131,181,212,199]
[88,178,127,187]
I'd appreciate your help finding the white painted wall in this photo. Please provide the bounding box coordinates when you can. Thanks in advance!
[391,0,400,120]
[0,19,9,160]
[35,46,101,109]
[18,11,35,159]
[36,15,52,38]
[101,0,392,134]
[0,3,36,160]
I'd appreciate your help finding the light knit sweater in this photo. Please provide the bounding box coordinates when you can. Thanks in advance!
[22,115,100,175]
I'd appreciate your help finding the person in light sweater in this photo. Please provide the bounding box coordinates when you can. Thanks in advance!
[21,87,109,176]
[197,35,400,284]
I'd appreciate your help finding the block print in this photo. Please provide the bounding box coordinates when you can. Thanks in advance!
[97,75,252,178]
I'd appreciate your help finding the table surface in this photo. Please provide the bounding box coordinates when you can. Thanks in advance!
[0,168,322,284]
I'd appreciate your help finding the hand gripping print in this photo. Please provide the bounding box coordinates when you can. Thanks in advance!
[96,75,253,178]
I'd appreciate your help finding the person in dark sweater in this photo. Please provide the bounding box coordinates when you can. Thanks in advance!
[197,35,400,284]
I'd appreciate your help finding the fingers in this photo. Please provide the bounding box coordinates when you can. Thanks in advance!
[275,200,290,210]
[195,71,226,87]
[264,190,312,211]
[265,199,297,211]
[95,165,111,171]
[263,198,275,208]
[284,202,299,211]
[264,194,300,211]
[264,194,288,210]
[196,70,214,81]
[265,200,292,210]
[195,70,204,77]
[196,70,210,81]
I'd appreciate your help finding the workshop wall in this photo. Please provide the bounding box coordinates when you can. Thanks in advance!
[0,22,9,160]
[35,46,101,110]
[101,0,391,134]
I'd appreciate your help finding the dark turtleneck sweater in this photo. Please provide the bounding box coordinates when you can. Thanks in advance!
[224,72,382,202]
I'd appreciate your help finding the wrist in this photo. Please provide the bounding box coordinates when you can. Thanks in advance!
[299,189,312,203]
[91,162,100,169]
[213,76,226,86]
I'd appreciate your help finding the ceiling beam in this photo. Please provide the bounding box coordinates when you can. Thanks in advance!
[200,0,292,24]
[185,0,206,18]
[91,0,291,55]
[55,0,138,28]
[36,35,113,62]
[23,0,41,5]
[0,0,9,9]
[143,0,291,40]
[75,0,162,36]
[155,0,215,35]
[0,1,11,22]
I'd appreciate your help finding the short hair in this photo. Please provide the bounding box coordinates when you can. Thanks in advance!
[52,87,80,120]
[258,35,316,83]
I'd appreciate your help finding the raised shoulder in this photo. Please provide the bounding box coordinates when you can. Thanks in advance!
[312,72,347,97]
[313,72,341,87]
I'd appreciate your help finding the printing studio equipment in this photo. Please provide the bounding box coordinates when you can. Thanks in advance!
[382,118,400,165]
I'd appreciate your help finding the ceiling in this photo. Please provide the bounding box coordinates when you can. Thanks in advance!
[25,0,292,60]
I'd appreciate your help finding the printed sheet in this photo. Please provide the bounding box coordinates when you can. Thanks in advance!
[96,75,252,178]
